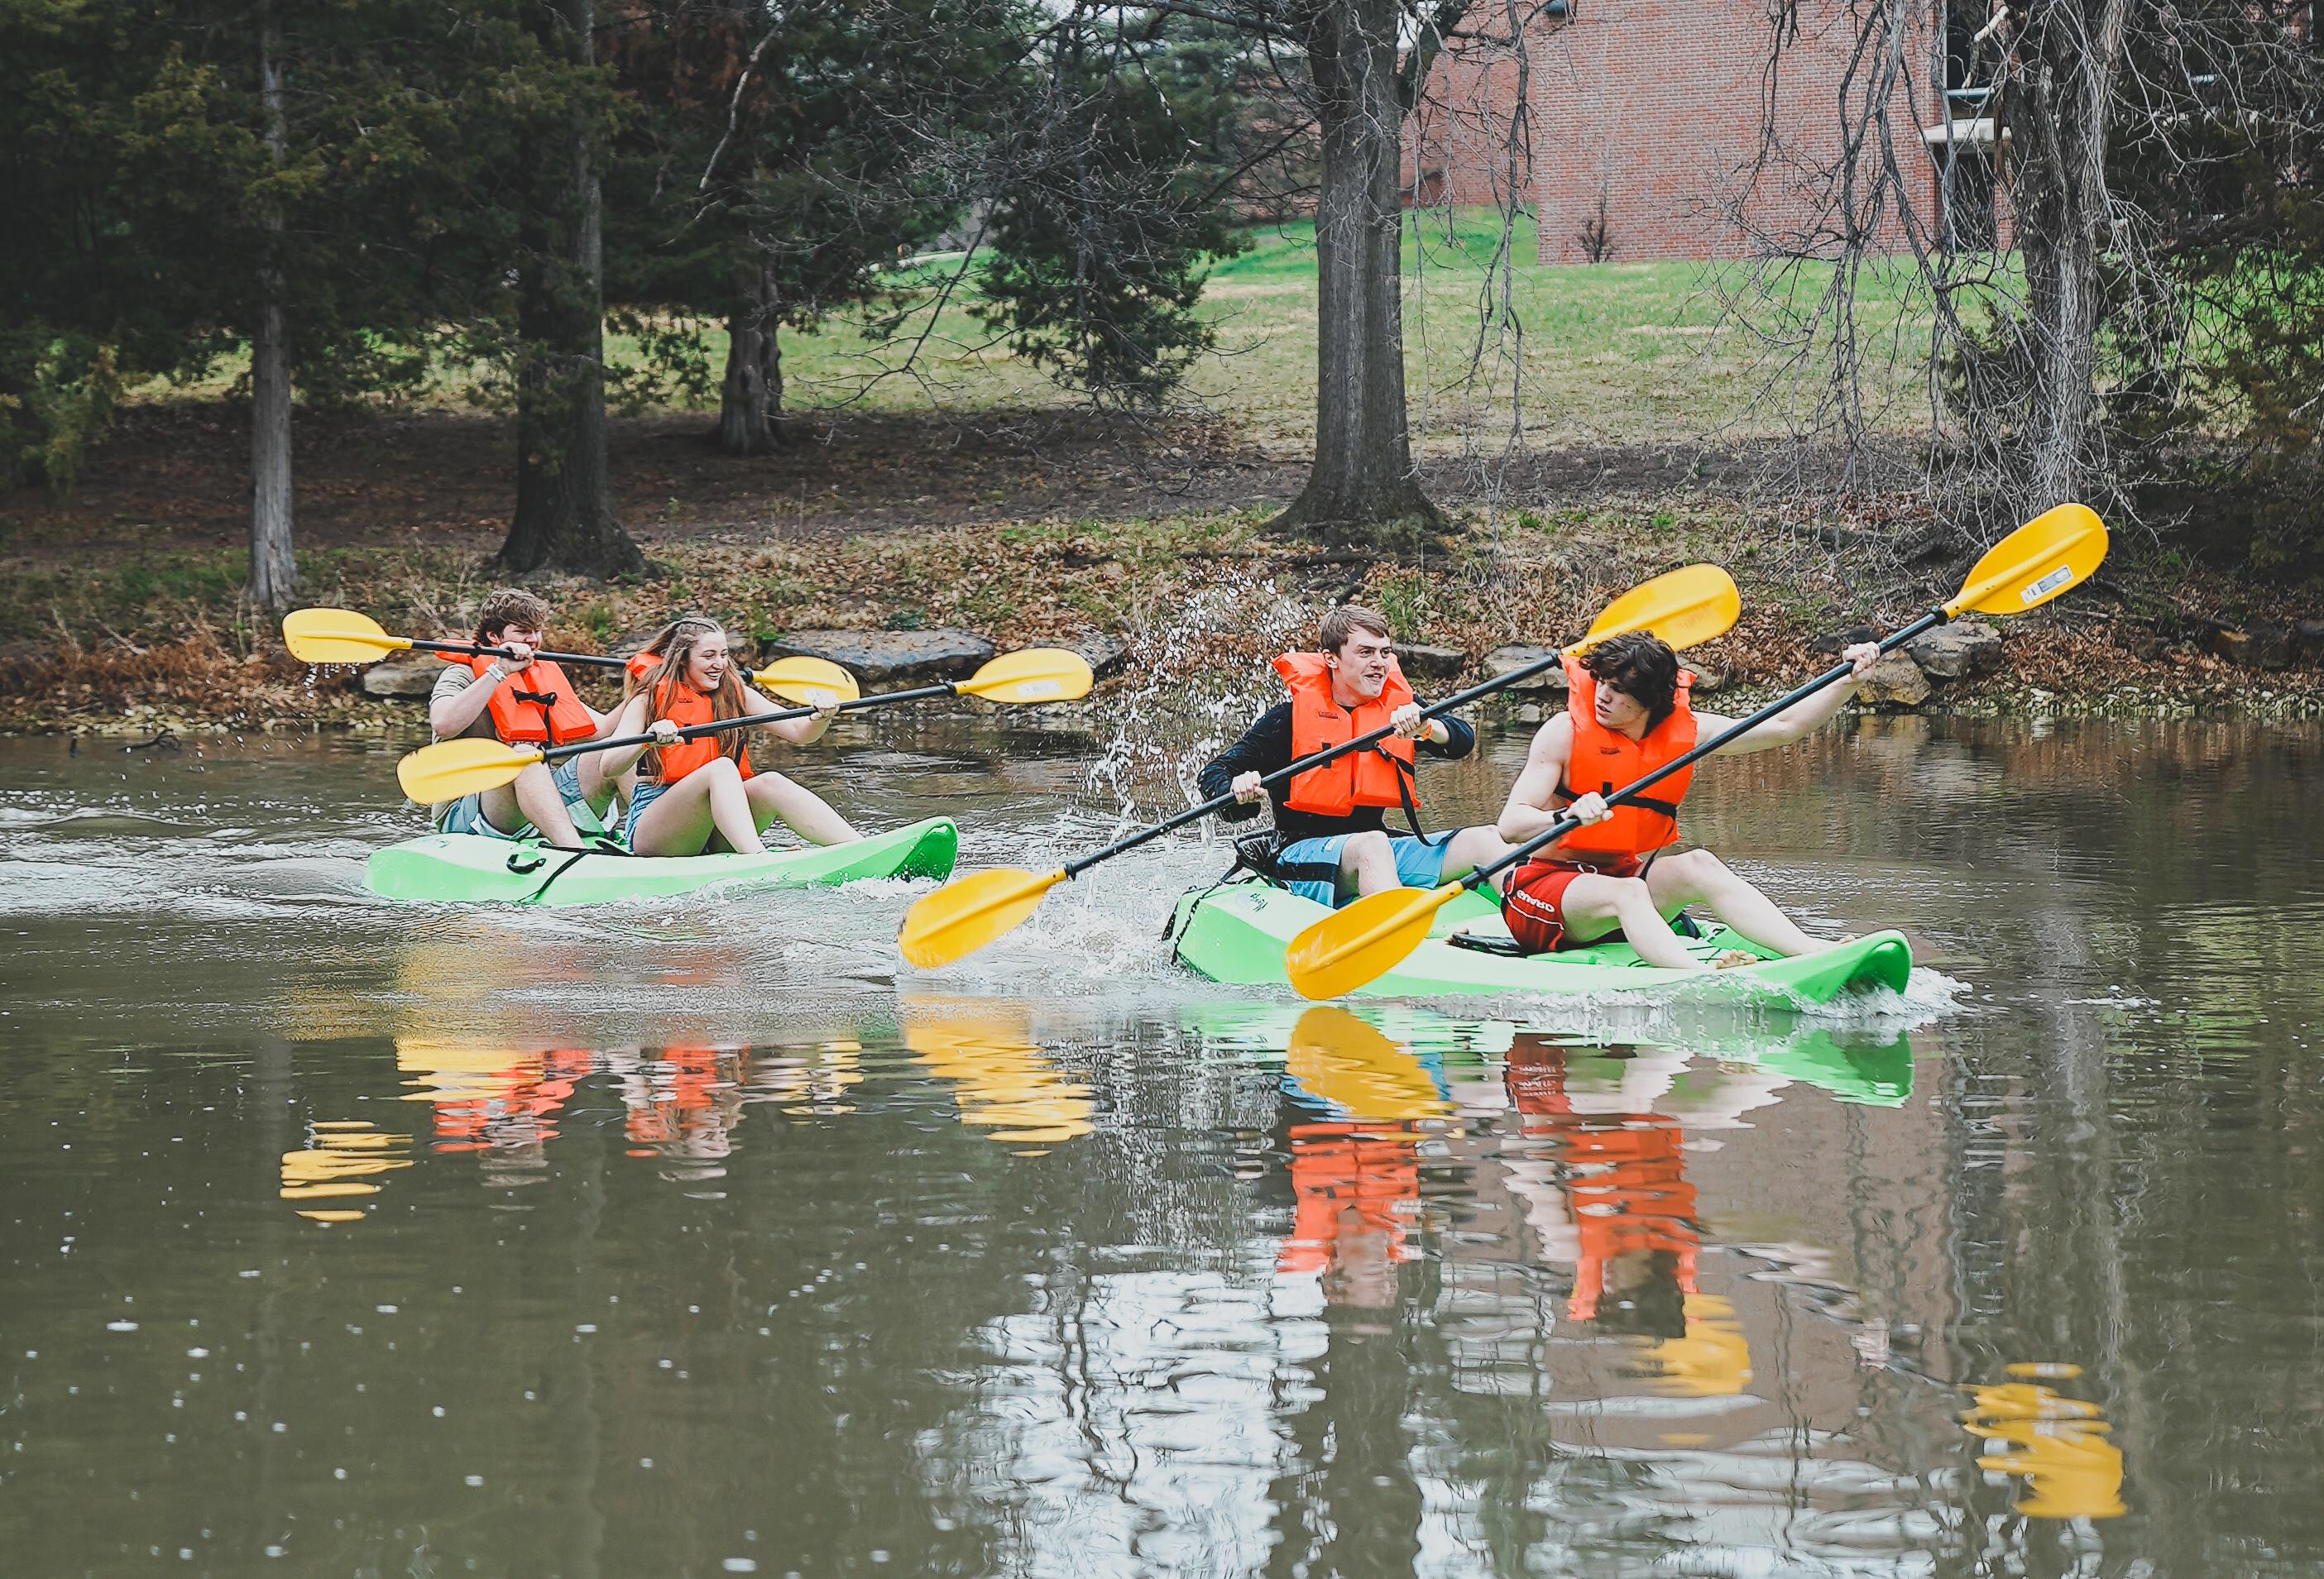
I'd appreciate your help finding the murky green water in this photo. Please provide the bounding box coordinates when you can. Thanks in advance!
[2,715,2320,1577]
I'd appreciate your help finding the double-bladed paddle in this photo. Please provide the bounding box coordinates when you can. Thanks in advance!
[895,562,1743,969]
[394,647,1093,804]
[1282,503,2109,1000]
[281,606,861,706]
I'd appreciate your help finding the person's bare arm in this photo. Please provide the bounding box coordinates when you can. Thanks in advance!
[741,684,840,744]
[429,658,507,739]
[593,693,677,777]
[1497,715,1583,844]
[1699,643,1881,755]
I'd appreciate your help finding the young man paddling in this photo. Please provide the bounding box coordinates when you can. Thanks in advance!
[1493,631,1880,969]
[426,589,618,847]
[1198,605,1511,908]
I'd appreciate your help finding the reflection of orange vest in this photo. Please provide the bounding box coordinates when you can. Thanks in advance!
[453,656,597,746]
[1274,652,1419,818]
[645,678,754,785]
[1507,1045,1699,1322]
[1556,655,1697,859]
[431,1050,589,1154]
[1277,1122,1422,1275]
[625,1045,729,1149]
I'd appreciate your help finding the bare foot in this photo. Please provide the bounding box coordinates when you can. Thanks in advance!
[1712,950,1757,970]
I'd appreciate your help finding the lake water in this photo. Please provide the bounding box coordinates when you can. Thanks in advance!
[2,713,2319,1577]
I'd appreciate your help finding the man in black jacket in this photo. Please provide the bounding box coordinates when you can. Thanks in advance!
[1197,605,1512,908]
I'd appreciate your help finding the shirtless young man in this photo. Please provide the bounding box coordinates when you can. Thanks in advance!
[1493,631,1881,969]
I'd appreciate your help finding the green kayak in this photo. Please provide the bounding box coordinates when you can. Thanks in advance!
[366,816,958,906]
[1169,880,1913,1007]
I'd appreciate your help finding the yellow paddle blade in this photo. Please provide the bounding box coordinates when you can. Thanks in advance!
[897,867,1069,968]
[956,648,1095,704]
[394,737,545,804]
[1945,503,2110,618]
[1285,882,1464,1001]
[751,655,860,706]
[1287,1007,1455,1120]
[281,607,412,663]
[1568,563,1741,655]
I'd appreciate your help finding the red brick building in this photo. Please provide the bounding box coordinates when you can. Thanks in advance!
[1407,0,1999,262]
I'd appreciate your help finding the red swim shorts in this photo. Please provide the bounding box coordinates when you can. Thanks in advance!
[1499,856,1645,954]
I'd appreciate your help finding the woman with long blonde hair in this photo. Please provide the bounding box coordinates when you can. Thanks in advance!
[597,617,857,856]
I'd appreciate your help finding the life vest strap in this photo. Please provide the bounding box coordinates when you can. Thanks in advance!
[1554,779,1682,821]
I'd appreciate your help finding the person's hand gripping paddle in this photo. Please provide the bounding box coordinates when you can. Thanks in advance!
[895,563,1743,969]
[393,648,1091,805]
[1282,503,2109,1000]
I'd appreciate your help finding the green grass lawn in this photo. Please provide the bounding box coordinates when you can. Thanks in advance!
[137,209,1943,452]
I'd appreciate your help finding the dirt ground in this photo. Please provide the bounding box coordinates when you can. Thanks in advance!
[2,398,1807,567]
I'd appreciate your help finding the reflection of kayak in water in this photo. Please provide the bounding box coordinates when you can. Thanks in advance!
[1181,1002,1914,1109]
[1168,882,1912,1007]
[365,815,958,905]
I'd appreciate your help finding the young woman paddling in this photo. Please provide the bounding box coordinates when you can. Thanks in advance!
[598,617,859,858]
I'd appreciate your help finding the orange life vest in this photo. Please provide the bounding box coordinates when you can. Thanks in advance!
[645,677,754,784]
[452,655,597,746]
[625,650,659,686]
[1273,652,1421,819]
[1555,653,1697,859]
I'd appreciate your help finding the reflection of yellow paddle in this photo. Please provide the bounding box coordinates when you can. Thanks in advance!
[900,999,1093,1148]
[395,647,1091,804]
[1285,1008,1454,1122]
[1962,1379,2126,1519]
[1285,504,2111,1000]
[283,606,860,704]
[897,563,1742,969]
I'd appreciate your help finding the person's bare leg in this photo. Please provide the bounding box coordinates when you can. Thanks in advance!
[742,773,857,846]
[1646,849,1826,958]
[1435,824,1513,884]
[572,754,617,827]
[627,771,734,859]
[1336,831,1400,900]
[482,764,582,847]
[1555,873,1707,970]
[688,758,764,854]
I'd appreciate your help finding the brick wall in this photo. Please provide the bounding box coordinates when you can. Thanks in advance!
[1406,0,1978,264]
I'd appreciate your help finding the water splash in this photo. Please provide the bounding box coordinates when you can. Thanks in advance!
[1085,572,1307,824]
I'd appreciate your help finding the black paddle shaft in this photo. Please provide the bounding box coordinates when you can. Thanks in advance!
[1456,610,1947,893]
[1060,648,1577,878]
[405,636,627,672]
[538,682,959,767]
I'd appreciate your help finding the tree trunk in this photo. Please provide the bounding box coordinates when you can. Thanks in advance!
[248,8,296,613]
[1272,0,1442,548]
[716,253,783,457]
[2008,0,2130,509]
[497,0,644,579]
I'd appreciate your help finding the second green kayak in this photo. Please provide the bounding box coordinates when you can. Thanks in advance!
[1169,879,1913,1007]
[366,816,958,906]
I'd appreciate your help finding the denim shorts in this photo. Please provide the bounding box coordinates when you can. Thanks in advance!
[623,777,672,843]
[438,758,593,840]
[1274,831,1452,908]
